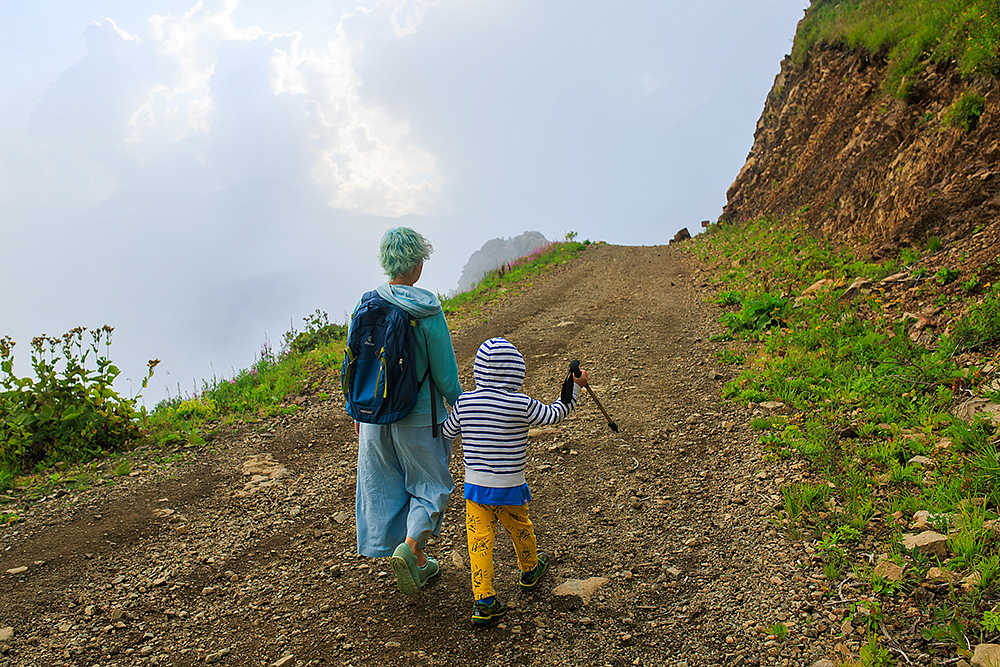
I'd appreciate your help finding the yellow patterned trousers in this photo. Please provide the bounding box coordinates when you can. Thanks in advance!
[465,499,538,601]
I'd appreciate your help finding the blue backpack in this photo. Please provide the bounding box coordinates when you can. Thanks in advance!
[341,291,432,426]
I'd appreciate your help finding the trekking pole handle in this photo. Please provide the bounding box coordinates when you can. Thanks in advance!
[569,359,583,382]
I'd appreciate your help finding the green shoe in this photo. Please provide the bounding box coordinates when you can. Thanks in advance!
[471,598,507,626]
[389,543,420,598]
[418,556,439,586]
[519,552,550,590]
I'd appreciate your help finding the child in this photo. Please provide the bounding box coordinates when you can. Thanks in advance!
[441,337,589,625]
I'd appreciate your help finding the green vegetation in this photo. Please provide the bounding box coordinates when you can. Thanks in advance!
[948,285,1000,353]
[942,90,987,132]
[693,217,1000,659]
[765,621,789,640]
[793,0,1000,98]
[441,238,592,319]
[0,327,157,481]
[0,241,591,502]
[145,309,352,452]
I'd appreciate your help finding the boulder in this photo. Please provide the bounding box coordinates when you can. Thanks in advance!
[902,531,949,559]
[873,559,905,582]
[955,398,1000,425]
[972,643,1000,667]
[926,567,958,584]
[553,577,610,604]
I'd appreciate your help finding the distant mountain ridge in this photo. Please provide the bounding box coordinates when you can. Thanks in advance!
[455,231,549,294]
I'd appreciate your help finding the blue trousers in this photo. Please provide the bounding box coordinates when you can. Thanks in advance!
[355,422,454,557]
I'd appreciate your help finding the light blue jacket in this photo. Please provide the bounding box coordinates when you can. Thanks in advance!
[349,283,462,427]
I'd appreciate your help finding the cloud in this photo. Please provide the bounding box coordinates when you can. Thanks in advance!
[0,0,454,404]
[5,0,442,219]
[386,0,443,38]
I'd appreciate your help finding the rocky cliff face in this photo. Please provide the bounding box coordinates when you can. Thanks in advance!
[455,231,550,294]
[723,47,1000,280]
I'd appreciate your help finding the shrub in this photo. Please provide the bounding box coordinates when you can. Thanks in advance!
[284,310,348,355]
[720,292,791,335]
[935,267,961,285]
[0,327,157,478]
[947,285,1000,352]
[942,90,986,132]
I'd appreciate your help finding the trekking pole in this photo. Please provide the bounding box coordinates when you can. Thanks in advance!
[569,359,619,432]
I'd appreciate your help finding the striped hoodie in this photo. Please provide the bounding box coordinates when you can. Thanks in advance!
[442,338,579,489]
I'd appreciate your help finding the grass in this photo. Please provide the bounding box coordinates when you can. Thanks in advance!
[440,239,592,327]
[793,0,1000,99]
[692,216,1000,658]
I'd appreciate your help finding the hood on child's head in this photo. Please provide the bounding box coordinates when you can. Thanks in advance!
[473,337,526,391]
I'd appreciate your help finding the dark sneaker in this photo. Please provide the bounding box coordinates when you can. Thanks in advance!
[418,556,440,586]
[471,598,507,626]
[519,552,550,590]
[389,543,420,598]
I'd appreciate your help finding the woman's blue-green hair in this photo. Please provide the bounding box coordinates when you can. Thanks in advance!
[378,227,434,278]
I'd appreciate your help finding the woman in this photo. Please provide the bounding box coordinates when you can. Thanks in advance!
[351,227,462,598]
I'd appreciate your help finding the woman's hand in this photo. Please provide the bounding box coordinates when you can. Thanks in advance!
[573,368,589,387]
[354,421,360,436]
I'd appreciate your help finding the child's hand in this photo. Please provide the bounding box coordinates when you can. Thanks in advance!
[573,368,589,387]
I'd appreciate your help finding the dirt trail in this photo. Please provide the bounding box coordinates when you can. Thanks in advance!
[0,244,843,667]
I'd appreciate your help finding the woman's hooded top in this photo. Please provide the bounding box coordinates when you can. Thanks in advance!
[349,282,462,427]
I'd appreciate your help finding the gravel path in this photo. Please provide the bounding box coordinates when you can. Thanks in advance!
[0,243,850,667]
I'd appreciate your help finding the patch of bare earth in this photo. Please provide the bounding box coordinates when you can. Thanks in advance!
[1,244,845,667]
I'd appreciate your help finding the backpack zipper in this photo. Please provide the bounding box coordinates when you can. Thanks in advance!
[341,345,355,396]
[376,347,387,399]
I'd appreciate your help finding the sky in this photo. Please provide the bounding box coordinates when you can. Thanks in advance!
[1,0,809,404]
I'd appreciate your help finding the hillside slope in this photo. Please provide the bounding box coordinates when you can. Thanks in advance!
[0,245,850,666]
[455,231,550,295]
[723,47,1000,287]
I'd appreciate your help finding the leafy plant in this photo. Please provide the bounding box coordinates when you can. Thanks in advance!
[900,246,921,267]
[851,599,885,634]
[942,90,986,133]
[713,290,744,307]
[284,310,348,355]
[962,276,981,293]
[946,284,1000,352]
[0,328,157,477]
[765,621,788,640]
[975,553,1000,590]
[692,213,1000,653]
[921,616,970,651]
[112,458,132,477]
[720,292,791,335]
[782,482,830,520]
[859,632,892,667]
[935,267,961,285]
[714,349,745,364]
